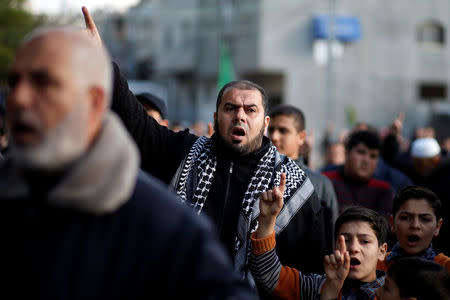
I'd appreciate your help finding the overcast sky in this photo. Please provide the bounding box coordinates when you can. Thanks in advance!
[30,0,140,14]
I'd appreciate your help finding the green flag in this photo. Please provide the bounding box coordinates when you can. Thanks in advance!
[217,42,236,91]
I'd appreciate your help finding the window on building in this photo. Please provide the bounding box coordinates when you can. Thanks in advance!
[417,21,445,46]
[418,83,447,101]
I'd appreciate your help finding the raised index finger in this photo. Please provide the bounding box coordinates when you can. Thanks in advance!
[82,6,98,35]
[336,234,347,254]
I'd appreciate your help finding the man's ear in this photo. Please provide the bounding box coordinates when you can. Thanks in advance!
[87,85,106,121]
[378,242,388,261]
[264,116,270,136]
[298,130,307,145]
[85,85,106,144]
[434,218,444,237]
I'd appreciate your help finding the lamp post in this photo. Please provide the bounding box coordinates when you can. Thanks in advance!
[326,0,336,128]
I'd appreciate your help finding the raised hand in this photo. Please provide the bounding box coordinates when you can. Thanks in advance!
[389,112,404,137]
[255,173,286,238]
[82,6,103,46]
[320,235,350,300]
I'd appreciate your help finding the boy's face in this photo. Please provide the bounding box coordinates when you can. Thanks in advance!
[344,143,379,181]
[391,198,443,255]
[267,115,305,160]
[338,221,387,282]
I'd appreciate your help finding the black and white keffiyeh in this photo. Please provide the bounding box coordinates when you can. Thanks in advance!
[171,136,313,281]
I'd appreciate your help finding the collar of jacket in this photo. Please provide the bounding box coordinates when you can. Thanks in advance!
[0,112,140,215]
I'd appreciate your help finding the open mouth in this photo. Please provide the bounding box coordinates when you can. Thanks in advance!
[230,127,245,143]
[407,235,420,242]
[350,258,361,266]
[11,122,38,141]
[231,127,245,136]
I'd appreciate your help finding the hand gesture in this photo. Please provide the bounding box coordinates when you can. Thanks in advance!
[320,235,350,300]
[82,6,103,46]
[388,112,404,137]
[255,173,286,239]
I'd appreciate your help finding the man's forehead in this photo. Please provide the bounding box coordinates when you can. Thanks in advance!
[14,37,69,69]
[270,115,296,125]
[221,87,263,105]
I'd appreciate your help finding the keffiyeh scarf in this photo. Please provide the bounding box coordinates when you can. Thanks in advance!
[171,136,313,281]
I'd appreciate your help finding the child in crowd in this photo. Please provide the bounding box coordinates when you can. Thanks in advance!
[376,257,450,300]
[249,173,388,300]
[377,185,450,272]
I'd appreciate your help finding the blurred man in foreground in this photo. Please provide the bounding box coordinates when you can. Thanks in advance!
[0,27,257,299]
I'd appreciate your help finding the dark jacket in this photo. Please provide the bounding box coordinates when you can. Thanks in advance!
[296,158,338,252]
[111,63,328,277]
[0,113,256,299]
[413,157,450,255]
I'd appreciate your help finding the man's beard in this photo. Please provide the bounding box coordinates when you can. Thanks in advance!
[9,99,89,171]
[214,120,265,156]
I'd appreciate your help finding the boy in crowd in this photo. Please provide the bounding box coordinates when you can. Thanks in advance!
[322,130,395,220]
[249,174,388,300]
[377,185,450,272]
[376,257,450,300]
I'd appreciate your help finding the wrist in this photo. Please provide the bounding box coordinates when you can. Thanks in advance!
[255,222,276,239]
[321,280,342,300]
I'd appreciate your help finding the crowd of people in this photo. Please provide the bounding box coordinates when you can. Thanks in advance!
[0,5,448,300]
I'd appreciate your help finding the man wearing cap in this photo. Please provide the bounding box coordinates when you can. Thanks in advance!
[136,92,169,127]
[405,137,450,255]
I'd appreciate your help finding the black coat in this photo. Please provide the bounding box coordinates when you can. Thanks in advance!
[0,169,257,299]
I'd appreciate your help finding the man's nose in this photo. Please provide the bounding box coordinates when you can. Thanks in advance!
[233,108,245,122]
[8,78,33,109]
[270,130,280,142]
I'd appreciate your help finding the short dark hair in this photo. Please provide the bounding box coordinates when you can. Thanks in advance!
[392,185,442,220]
[345,130,381,151]
[268,104,305,132]
[334,206,388,246]
[216,80,268,114]
[388,257,450,300]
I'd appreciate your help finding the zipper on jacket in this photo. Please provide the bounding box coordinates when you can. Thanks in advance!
[218,162,233,234]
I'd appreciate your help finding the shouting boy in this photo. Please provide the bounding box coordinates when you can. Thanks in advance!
[377,185,450,272]
[249,173,388,299]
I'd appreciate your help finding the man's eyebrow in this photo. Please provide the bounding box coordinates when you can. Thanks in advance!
[223,102,240,107]
[223,102,259,109]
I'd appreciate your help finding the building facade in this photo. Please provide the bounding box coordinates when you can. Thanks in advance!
[100,0,450,166]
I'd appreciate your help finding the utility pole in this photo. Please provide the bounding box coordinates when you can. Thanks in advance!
[326,0,336,127]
